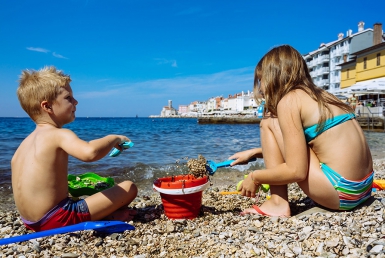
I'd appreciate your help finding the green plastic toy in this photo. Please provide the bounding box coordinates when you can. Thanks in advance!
[68,172,115,197]
[236,174,270,192]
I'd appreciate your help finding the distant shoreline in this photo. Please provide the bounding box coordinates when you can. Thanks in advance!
[149,115,385,130]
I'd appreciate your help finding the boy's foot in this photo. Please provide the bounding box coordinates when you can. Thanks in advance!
[104,208,137,221]
[240,199,290,217]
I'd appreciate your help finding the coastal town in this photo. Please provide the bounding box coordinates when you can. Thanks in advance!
[151,21,385,129]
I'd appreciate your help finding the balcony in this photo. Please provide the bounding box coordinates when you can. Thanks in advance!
[330,77,340,84]
[319,55,330,63]
[341,47,349,54]
[332,49,342,57]
[320,79,329,86]
[314,67,329,75]
[321,67,329,74]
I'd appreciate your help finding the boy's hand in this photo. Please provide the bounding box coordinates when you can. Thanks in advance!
[109,140,134,157]
[114,136,131,149]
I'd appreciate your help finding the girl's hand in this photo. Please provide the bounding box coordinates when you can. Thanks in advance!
[228,149,258,166]
[240,171,260,198]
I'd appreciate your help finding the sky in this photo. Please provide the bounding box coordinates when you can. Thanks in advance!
[1,0,384,117]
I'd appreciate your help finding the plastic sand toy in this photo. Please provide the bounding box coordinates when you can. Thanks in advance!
[68,172,115,197]
[109,141,134,157]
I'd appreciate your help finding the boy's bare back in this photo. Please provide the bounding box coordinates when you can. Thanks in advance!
[12,125,70,222]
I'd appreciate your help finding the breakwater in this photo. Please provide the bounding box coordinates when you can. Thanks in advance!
[198,116,261,124]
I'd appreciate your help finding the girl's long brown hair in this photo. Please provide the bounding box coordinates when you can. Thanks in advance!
[254,45,352,131]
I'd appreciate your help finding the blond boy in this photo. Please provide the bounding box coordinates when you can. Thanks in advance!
[12,66,137,232]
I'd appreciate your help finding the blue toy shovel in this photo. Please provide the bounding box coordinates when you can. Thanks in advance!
[0,221,135,246]
[206,158,257,175]
[109,141,134,157]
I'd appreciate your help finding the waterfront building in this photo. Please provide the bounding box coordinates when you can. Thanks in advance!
[337,23,385,117]
[206,97,217,113]
[225,91,257,113]
[303,21,374,94]
[187,101,206,114]
[194,101,207,114]
[227,94,238,112]
[221,98,229,111]
[160,100,178,117]
[178,105,188,115]
[339,28,385,94]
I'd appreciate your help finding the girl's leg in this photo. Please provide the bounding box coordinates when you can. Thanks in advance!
[242,115,340,216]
[297,149,340,210]
[85,180,138,221]
[242,116,291,217]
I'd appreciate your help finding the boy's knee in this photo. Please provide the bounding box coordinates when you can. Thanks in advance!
[119,180,138,195]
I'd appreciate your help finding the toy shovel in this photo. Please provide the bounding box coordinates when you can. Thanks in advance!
[0,221,135,246]
[206,158,257,175]
[109,141,134,157]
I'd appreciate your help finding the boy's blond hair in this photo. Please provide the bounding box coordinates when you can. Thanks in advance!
[17,66,71,121]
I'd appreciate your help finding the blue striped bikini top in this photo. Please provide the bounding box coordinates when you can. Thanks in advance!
[304,113,356,143]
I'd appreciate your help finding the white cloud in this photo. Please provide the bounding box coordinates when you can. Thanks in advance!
[154,58,178,68]
[52,52,68,59]
[26,47,50,53]
[76,66,254,102]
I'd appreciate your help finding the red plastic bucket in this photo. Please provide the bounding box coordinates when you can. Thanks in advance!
[153,175,209,219]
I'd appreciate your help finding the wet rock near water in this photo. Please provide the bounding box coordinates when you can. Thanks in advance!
[1,159,385,257]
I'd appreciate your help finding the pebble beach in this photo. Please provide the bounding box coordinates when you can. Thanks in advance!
[0,157,384,258]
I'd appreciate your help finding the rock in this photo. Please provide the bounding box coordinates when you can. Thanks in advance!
[369,244,383,254]
[61,253,79,258]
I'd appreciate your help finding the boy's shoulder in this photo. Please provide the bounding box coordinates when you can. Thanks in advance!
[33,124,75,140]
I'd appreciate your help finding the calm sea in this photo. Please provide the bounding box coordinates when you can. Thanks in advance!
[1,117,384,210]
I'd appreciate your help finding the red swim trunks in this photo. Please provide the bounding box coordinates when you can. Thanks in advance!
[21,197,91,232]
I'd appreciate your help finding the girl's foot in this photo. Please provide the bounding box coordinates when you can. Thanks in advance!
[240,199,291,217]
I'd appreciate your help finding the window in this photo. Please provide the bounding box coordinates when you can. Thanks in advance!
[347,69,349,78]
[377,53,381,66]
[364,58,367,69]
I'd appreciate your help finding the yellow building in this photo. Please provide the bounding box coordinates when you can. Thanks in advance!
[340,41,385,89]
[340,60,357,88]
[338,23,385,119]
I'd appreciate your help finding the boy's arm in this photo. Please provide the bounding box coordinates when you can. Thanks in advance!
[58,129,129,162]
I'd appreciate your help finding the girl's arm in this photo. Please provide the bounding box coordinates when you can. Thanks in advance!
[242,93,309,190]
[228,148,263,166]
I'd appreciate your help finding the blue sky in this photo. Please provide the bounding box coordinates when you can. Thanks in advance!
[1,0,384,117]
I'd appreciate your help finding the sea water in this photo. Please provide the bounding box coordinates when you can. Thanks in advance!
[0,117,265,209]
[1,117,384,210]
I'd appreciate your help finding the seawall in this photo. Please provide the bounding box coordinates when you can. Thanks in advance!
[197,116,261,124]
